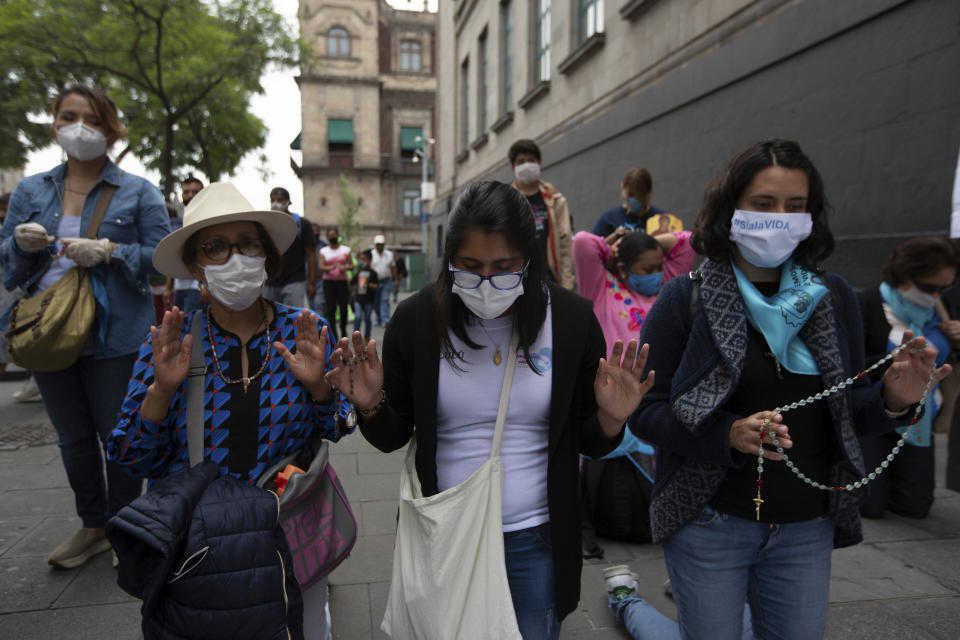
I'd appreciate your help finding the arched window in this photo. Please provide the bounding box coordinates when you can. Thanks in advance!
[327,27,350,57]
[400,39,422,72]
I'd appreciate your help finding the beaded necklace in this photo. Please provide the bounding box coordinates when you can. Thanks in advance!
[206,302,272,392]
[752,335,937,520]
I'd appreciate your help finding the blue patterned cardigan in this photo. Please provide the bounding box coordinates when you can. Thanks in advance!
[107,302,354,484]
[631,258,909,548]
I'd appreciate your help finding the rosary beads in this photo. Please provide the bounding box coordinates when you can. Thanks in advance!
[754,336,937,520]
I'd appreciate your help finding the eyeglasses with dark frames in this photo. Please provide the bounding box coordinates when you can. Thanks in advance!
[199,236,265,263]
[448,261,528,290]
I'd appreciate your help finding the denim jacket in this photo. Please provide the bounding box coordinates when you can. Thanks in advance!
[0,160,171,358]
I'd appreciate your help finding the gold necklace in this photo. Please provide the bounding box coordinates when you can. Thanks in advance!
[477,321,503,366]
[206,302,272,391]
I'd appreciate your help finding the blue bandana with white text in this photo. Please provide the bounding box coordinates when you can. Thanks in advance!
[731,259,829,375]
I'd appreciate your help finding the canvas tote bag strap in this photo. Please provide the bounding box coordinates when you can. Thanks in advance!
[489,328,521,458]
[187,311,207,467]
[86,175,121,239]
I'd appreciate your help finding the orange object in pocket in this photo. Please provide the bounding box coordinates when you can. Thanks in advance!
[274,464,306,497]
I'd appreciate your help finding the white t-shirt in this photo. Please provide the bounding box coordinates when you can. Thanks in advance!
[371,248,394,280]
[320,245,351,281]
[37,216,82,293]
[436,303,554,532]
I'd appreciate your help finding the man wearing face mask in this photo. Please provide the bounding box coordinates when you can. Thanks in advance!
[592,168,667,239]
[261,187,317,309]
[508,139,576,290]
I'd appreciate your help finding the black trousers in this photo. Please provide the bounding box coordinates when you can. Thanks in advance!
[859,431,935,519]
[323,279,350,341]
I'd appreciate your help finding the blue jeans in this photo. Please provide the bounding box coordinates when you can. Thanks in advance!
[611,596,753,640]
[33,354,143,528]
[664,506,834,640]
[504,523,561,640]
[353,302,374,337]
[374,278,393,325]
[174,288,200,314]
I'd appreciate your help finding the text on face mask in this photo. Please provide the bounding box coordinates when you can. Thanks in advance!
[731,218,796,232]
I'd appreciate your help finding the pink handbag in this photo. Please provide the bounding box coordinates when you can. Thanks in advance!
[256,440,358,588]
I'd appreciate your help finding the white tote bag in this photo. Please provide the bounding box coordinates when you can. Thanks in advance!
[381,331,523,640]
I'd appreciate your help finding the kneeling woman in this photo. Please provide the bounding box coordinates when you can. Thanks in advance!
[327,182,654,639]
[108,183,352,640]
[631,140,950,639]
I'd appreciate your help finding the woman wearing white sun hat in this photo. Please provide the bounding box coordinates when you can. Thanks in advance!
[107,182,354,640]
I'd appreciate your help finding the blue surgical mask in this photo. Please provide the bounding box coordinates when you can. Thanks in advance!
[626,197,644,213]
[628,271,663,297]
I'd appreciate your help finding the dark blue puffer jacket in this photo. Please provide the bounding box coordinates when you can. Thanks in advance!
[106,461,304,640]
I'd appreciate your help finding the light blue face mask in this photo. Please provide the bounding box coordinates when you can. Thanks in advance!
[626,197,644,213]
[627,271,663,297]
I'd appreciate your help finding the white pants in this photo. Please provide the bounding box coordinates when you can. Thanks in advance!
[302,576,332,640]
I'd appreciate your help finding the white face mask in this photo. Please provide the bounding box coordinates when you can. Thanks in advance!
[901,285,937,309]
[729,210,813,269]
[56,122,108,162]
[203,254,267,311]
[513,162,541,185]
[270,201,287,211]
[452,279,524,320]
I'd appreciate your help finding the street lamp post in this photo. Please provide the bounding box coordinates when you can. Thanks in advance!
[412,135,436,258]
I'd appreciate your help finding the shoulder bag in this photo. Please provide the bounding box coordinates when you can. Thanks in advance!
[186,312,358,588]
[6,182,117,371]
[381,330,524,640]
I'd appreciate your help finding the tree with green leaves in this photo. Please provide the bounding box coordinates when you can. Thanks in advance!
[337,173,361,249]
[0,0,309,196]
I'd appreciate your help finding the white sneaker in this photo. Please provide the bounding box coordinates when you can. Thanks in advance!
[603,565,639,602]
[47,528,111,569]
[13,376,42,402]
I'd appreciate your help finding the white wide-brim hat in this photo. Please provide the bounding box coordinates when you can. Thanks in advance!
[153,182,298,279]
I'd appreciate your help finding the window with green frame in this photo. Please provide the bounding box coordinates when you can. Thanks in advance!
[400,126,423,159]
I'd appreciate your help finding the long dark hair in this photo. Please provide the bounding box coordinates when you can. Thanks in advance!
[692,139,834,269]
[435,181,549,370]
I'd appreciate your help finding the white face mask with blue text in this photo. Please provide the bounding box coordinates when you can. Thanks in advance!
[729,209,813,269]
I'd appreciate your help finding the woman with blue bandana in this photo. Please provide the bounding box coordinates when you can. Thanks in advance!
[858,236,960,520]
[626,139,951,640]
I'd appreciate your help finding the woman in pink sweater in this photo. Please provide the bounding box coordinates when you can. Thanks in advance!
[573,228,694,349]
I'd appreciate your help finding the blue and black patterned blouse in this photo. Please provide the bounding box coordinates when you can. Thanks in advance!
[107,302,354,483]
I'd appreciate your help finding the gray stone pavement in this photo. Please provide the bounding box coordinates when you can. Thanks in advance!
[1,319,959,638]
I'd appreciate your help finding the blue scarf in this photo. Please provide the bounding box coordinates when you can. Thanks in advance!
[878,282,936,338]
[879,282,941,447]
[731,259,829,375]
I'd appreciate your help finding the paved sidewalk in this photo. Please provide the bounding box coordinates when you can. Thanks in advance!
[1,324,959,638]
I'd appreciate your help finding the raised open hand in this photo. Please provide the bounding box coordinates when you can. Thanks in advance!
[883,331,953,411]
[274,311,331,399]
[594,340,656,437]
[150,307,193,394]
[325,331,383,413]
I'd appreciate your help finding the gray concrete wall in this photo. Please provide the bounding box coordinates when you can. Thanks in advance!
[431,0,960,288]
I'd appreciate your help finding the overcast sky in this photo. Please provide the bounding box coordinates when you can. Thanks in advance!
[24,0,438,212]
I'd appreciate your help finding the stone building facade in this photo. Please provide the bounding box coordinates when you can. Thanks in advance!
[297,0,436,249]
[433,0,960,286]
